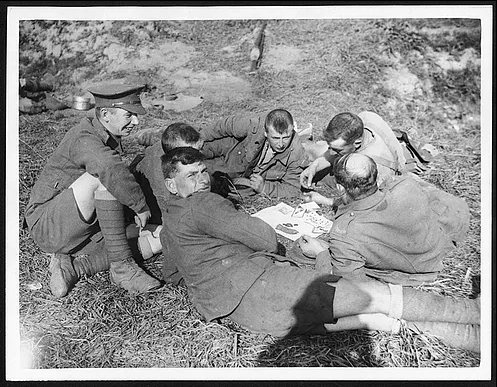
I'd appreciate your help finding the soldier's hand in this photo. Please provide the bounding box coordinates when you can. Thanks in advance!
[302,191,324,204]
[297,235,329,258]
[300,156,332,189]
[249,173,265,193]
[135,210,151,228]
[302,191,337,207]
[300,162,318,189]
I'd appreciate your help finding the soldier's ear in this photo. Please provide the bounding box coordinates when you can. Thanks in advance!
[100,108,111,123]
[353,137,362,149]
[165,178,178,195]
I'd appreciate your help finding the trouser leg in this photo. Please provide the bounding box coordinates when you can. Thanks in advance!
[332,279,479,325]
[330,279,480,353]
[332,277,391,318]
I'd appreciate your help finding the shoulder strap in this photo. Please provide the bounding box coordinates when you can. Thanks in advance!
[359,112,406,174]
[372,155,402,173]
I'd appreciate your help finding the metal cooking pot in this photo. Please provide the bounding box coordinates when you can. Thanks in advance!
[72,96,91,110]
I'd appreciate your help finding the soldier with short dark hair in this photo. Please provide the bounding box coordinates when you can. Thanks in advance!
[300,111,426,190]
[200,108,310,199]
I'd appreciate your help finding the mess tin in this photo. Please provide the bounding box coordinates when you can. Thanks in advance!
[72,96,91,110]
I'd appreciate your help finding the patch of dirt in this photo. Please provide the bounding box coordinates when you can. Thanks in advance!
[168,69,252,103]
[106,41,197,73]
[381,47,480,104]
[95,39,255,103]
[264,45,302,72]
[383,67,423,98]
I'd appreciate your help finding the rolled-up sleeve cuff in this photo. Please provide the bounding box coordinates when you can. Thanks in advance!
[315,249,333,274]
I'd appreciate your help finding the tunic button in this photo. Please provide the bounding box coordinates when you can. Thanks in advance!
[350,212,355,216]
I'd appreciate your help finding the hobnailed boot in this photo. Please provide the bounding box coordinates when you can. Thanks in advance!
[388,284,480,324]
[49,253,79,298]
[94,190,161,293]
[49,238,113,298]
[405,321,480,353]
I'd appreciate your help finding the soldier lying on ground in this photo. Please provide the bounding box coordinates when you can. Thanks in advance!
[159,146,480,353]
[128,122,204,283]
[200,108,310,199]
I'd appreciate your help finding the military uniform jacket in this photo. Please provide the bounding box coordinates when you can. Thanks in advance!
[133,141,183,283]
[134,140,172,221]
[135,141,167,200]
[161,191,279,322]
[201,112,309,198]
[325,111,406,188]
[25,116,148,226]
[326,175,467,279]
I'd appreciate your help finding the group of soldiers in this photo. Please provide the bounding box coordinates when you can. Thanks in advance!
[23,82,480,353]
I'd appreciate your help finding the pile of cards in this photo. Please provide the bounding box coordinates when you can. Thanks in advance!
[252,202,333,241]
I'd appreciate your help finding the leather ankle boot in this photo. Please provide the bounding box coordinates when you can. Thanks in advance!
[109,257,161,293]
[49,253,79,298]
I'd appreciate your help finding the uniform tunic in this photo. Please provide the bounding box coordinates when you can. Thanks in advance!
[201,112,310,198]
[131,141,182,282]
[25,116,148,254]
[161,191,340,336]
[326,175,470,282]
[323,111,406,188]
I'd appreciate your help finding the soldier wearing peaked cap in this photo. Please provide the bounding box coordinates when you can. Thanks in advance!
[87,83,147,115]
[24,83,162,298]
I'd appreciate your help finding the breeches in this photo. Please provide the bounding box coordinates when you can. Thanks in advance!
[228,263,341,338]
[26,188,99,254]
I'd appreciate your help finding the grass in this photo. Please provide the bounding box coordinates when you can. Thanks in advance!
[15,18,484,372]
